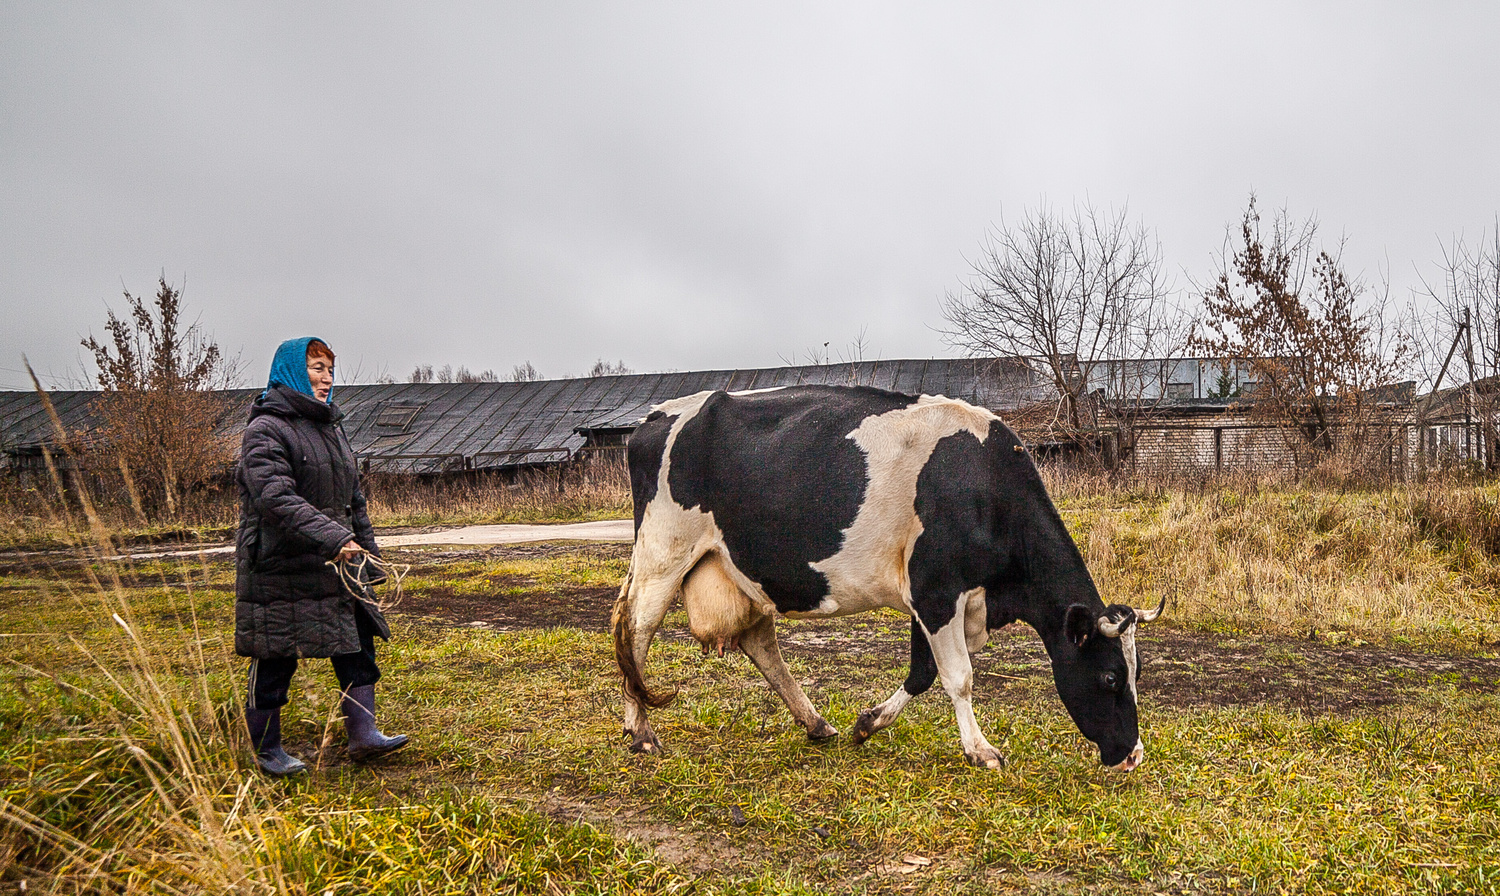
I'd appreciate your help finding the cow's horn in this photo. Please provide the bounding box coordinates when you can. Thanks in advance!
[1136,595,1167,624]
[1096,610,1133,639]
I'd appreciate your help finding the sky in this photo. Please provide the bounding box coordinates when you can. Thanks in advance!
[3,2,1498,391]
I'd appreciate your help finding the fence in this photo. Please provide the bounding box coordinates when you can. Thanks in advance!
[1119,419,1493,479]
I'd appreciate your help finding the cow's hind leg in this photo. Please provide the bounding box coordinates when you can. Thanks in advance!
[739,615,838,741]
[614,563,686,755]
[852,616,936,744]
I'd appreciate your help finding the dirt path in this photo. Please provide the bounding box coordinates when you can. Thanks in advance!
[7,520,641,563]
[388,542,1500,717]
[379,519,633,547]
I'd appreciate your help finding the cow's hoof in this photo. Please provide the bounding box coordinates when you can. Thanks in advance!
[628,732,664,755]
[851,709,883,744]
[807,720,839,742]
[966,748,1007,770]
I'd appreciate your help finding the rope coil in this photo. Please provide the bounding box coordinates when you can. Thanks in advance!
[328,551,411,612]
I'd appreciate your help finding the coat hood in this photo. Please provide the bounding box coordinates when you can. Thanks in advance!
[264,336,333,402]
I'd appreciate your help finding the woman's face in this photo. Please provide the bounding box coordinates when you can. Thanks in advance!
[307,355,334,402]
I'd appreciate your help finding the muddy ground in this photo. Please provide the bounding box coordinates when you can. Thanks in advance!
[6,536,1495,714]
[389,543,1500,716]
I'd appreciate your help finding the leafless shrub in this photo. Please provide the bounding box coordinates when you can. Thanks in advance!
[79,277,241,521]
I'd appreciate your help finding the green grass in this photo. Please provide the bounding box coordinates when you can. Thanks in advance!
[3,548,1500,894]
[7,477,1500,893]
[402,554,631,601]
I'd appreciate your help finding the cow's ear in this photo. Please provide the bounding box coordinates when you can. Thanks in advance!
[1064,604,1096,648]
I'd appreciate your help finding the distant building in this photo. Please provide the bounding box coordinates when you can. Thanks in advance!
[1,358,1050,477]
[3,356,1471,480]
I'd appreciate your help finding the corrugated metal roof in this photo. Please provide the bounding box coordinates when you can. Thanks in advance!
[1,358,1051,474]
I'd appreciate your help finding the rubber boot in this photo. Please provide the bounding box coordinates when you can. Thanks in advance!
[245,707,307,777]
[343,684,410,761]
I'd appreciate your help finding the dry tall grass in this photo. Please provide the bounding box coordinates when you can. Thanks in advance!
[362,454,631,528]
[1,383,285,892]
[0,555,291,894]
[1042,466,1500,645]
[0,455,631,550]
[0,473,236,552]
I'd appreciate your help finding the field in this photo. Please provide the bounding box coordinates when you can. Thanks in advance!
[3,482,1500,894]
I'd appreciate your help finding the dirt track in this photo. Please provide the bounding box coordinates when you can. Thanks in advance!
[390,542,1500,717]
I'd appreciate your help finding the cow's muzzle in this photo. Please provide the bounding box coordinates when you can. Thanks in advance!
[1109,740,1145,772]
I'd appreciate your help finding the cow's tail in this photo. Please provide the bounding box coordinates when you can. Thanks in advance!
[612,558,677,709]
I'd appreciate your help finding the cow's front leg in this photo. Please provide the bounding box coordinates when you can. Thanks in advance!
[923,602,1005,769]
[853,616,936,743]
[738,614,838,741]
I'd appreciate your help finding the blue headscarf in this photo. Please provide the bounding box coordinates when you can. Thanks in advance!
[264,336,333,402]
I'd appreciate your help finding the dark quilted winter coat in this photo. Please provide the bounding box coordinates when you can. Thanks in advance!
[234,385,390,658]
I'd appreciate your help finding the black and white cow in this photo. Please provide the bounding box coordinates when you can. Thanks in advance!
[612,385,1162,770]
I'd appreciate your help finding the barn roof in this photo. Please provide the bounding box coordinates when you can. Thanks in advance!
[0,358,1054,474]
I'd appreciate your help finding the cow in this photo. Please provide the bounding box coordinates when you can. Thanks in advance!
[611,384,1162,770]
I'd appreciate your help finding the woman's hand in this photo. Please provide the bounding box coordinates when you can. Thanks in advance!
[337,540,365,562]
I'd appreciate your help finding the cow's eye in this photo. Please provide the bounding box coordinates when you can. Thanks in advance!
[1101,671,1120,691]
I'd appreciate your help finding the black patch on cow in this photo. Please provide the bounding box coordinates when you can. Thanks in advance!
[902,616,938,696]
[666,386,916,613]
[908,426,1018,633]
[626,412,678,532]
[1065,604,1098,647]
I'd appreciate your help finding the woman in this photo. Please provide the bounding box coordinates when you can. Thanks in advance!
[235,336,408,776]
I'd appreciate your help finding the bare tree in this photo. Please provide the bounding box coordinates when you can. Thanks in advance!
[588,359,632,377]
[1413,223,1500,382]
[455,366,500,383]
[80,276,240,520]
[510,362,541,382]
[410,363,501,383]
[941,199,1185,445]
[1191,195,1410,462]
[1410,221,1500,467]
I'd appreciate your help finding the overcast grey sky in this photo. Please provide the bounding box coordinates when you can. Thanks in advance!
[3,3,1497,391]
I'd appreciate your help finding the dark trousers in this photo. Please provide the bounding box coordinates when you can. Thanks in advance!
[246,606,382,711]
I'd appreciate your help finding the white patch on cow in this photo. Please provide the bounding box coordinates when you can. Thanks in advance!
[805,395,998,618]
[636,389,775,616]
[623,387,841,743]
[1107,620,1144,770]
[1118,626,1139,704]
[649,390,717,420]
[727,386,787,396]
[924,608,1006,768]
[860,685,914,733]
[642,388,783,427]
[1113,739,1145,771]
[622,389,1013,765]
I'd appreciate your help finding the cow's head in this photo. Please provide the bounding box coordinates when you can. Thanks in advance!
[1051,597,1164,770]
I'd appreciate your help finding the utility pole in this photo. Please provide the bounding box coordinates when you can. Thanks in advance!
[1419,312,1471,477]
[1464,307,1478,465]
